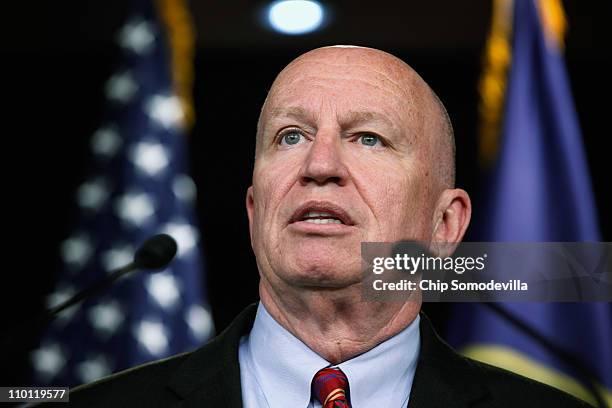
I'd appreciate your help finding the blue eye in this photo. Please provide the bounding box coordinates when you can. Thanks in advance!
[359,133,381,147]
[280,130,303,146]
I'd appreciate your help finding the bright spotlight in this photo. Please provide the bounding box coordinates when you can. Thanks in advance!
[267,0,325,35]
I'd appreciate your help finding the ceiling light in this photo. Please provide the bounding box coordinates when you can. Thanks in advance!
[267,0,325,35]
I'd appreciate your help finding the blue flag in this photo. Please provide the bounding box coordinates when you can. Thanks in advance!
[448,0,612,405]
[30,0,214,386]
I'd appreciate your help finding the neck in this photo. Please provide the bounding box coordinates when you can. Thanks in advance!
[259,279,421,364]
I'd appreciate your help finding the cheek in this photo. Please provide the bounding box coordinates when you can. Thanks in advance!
[350,154,431,240]
[252,157,300,236]
[379,180,419,237]
[392,170,434,240]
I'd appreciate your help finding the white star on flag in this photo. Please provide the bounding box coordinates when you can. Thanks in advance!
[129,141,170,176]
[146,95,184,129]
[91,125,122,158]
[61,233,94,269]
[31,343,67,381]
[77,177,111,211]
[106,70,138,103]
[88,300,125,338]
[101,244,134,272]
[162,221,199,256]
[172,174,197,203]
[46,286,76,309]
[118,19,155,54]
[76,355,113,384]
[46,286,80,324]
[146,271,180,309]
[186,304,214,341]
[134,320,169,356]
[115,192,156,226]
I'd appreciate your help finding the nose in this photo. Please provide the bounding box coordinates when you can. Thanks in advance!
[297,130,349,186]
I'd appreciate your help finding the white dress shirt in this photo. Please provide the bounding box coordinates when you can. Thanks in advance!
[239,302,420,407]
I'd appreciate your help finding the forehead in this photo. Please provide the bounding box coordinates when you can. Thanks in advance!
[265,54,420,117]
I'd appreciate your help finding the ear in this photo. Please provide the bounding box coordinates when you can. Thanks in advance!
[430,188,471,256]
[246,185,255,242]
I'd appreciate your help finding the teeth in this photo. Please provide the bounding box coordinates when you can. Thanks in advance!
[304,218,342,224]
[304,211,335,218]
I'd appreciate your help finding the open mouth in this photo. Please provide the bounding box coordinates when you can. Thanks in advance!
[300,211,344,224]
[290,201,354,226]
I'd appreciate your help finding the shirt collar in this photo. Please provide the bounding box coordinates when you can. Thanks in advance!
[338,313,420,407]
[247,302,420,407]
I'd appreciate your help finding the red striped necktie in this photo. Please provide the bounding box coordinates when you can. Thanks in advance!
[312,367,351,407]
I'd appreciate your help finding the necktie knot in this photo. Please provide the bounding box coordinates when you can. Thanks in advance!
[312,367,351,407]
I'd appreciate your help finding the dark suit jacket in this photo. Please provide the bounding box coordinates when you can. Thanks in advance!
[44,303,589,407]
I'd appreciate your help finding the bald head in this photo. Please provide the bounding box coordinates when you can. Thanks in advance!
[256,46,455,188]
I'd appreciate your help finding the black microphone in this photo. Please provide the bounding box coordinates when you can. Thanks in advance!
[2,234,178,354]
[134,233,178,269]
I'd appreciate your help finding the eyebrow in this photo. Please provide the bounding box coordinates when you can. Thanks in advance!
[341,110,399,134]
[268,106,315,123]
[268,107,399,134]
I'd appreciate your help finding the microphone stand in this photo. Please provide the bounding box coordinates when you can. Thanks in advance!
[1,234,177,363]
[45,263,137,327]
[0,262,138,361]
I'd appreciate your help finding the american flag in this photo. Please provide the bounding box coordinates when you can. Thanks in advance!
[30,0,214,386]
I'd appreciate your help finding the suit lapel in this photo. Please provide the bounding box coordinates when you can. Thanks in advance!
[167,304,259,408]
[408,313,488,408]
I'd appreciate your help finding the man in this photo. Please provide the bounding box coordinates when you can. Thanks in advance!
[54,46,587,407]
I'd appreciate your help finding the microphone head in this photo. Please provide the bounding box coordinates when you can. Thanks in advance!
[134,234,178,270]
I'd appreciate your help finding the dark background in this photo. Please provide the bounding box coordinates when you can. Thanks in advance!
[1,0,610,385]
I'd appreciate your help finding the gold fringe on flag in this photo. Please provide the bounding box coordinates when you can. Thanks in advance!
[478,0,568,166]
[156,0,196,130]
[536,0,567,51]
[478,0,514,167]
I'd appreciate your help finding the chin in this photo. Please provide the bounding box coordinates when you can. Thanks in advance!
[282,252,363,288]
